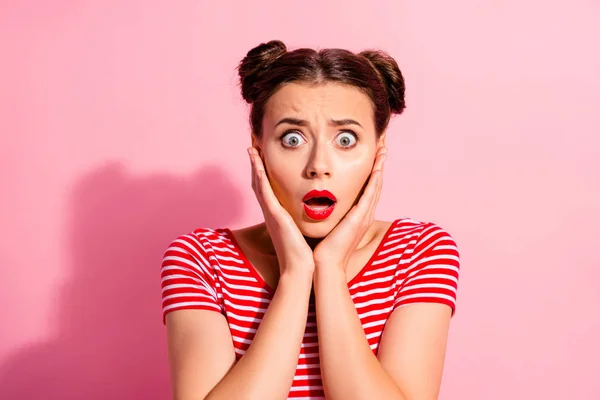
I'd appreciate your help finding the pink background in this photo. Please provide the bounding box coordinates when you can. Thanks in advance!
[1,1,599,399]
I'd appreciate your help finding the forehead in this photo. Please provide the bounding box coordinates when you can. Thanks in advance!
[264,82,375,128]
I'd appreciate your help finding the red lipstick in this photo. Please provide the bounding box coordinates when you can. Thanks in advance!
[302,189,337,221]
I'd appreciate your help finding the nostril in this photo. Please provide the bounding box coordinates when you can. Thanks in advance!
[308,171,329,177]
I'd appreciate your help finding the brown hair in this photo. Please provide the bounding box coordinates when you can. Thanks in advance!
[237,40,406,138]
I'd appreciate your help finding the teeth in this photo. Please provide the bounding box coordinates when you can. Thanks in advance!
[306,204,331,210]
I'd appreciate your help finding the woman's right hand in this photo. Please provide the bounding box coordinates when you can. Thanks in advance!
[248,147,315,277]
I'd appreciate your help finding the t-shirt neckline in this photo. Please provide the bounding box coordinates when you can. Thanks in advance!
[223,219,399,295]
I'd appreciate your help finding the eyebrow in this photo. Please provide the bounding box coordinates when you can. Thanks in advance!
[274,117,363,129]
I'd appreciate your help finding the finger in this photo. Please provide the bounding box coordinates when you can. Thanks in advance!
[249,148,283,215]
[355,169,381,216]
[357,164,385,225]
[370,148,386,199]
[373,153,386,204]
[248,148,257,192]
[359,149,387,208]
[369,168,384,221]
[373,147,387,172]
[249,148,268,210]
[368,152,386,219]
[248,148,259,194]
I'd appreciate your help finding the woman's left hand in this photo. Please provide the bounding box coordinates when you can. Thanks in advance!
[313,147,387,272]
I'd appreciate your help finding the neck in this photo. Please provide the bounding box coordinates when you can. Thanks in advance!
[303,235,324,251]
[257,222,379,256]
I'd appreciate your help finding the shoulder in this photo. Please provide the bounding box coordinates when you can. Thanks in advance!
[388,218,460,314]
[164,227,235,256]
[383,217,460,273]
[392,217,460,278]
[388,218,458,249]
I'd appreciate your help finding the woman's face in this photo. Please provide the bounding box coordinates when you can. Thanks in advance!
[254,82,385,238]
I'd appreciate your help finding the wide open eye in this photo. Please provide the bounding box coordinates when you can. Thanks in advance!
[335,131,358,148]
[281,131,307,148]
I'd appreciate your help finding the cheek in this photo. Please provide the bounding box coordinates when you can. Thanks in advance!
[338,155,374,200]
[264,157,298,204]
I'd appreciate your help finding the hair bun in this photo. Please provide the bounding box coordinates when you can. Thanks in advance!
[359,50,406,114]
[238,40,288,103]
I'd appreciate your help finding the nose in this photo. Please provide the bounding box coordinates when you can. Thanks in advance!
[305,142,331,179]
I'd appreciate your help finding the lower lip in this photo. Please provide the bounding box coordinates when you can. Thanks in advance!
[303,202,336,221]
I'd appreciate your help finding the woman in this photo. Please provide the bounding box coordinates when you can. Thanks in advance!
[160,40,460,400]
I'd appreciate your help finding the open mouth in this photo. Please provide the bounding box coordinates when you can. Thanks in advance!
[303,197,335,209]
[302,190,337,220]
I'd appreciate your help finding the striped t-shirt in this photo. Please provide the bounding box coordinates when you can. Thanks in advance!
[160,218,460,399]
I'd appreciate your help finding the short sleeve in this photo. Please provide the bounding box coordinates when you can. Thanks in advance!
[160,233,223,324]
[393,223,460,315]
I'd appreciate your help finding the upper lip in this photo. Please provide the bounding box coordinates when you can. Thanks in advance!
[302,189,337,203]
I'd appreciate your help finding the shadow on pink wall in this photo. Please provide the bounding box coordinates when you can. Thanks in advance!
[0,162,243,399]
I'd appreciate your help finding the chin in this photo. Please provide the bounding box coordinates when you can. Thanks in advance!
[294,215,339,239]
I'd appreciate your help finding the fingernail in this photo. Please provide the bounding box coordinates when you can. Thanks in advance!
[247,148,253,156]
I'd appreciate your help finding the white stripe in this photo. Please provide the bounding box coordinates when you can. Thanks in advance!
[293,374,321,380]
[406,272,459,285]
[435,244,458,252]
[224,299,267,313]
[369,253,403,266]
[228,323,257,334]
[232,336,252,344]
[289,385,324,391]
[366,330,383,340]
[354,295,394,310]
[161,283,215,298]
[218,268,257,282]
[234,348,246,356]
[227,311,264,323]
[364,262,396,275]
[295,363,320,370]
[402,282,457,293]
[214,263,247,273]
[357,306,393,319]
[163,255,210,276]
[405,254,460,276]
[219,279,269,294]
[222,287,270,304]
[387,226,421,240]
[162,301,220,312]
[208,244,239,255]
[403,258,460,282]
[162,292,215,302]
[351,286,392,300]
[292,398,325,400]
[379,241,415,256]
[196,233,236,248]
[396,292,455,304]
[160,272,202,283]
[362,319,386,330]
[349,274,394,290]
[298,352,319,359]
[209,254,245,265]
